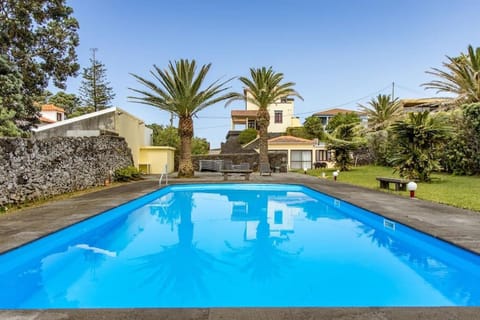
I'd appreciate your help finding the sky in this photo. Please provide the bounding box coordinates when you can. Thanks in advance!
[61,0,480,148]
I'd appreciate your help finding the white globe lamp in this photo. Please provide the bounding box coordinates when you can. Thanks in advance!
[333,170,339,181]
[407,181,417,199]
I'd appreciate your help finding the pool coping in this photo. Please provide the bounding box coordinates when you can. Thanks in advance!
[1,172,480,319]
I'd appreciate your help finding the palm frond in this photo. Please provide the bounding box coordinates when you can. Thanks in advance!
[422,45,480,104]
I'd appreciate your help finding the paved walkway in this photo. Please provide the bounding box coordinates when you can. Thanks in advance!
[1,172,480,320]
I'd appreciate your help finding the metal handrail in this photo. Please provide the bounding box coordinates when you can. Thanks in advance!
[159,164,168,186]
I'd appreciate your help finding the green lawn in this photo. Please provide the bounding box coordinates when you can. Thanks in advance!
[303,165,480,212]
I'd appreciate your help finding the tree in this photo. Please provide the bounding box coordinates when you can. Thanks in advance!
[327,122,364,171]
[149,124,180,148]
[358,94,403,165]
[324,112,363,170]
[359,94,403,131]
[325,112,359,133]
[0,55,23,136]
[389,111,450,181]
[192,137,210,155]
[227,67,302,167]
[238,128,258,145]
[149,124,210,156]
[79,49,115,111]
[130,59,234,177]
[49,91,81,116]
[303,115,325,140]
[0,0,79,129]
[423,45,480,105]
[440,104,480,175]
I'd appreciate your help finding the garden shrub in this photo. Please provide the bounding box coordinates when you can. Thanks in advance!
[238,128,258,145]
[114,166,141,182]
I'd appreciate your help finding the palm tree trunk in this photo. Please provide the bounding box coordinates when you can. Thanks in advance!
[177,116,194,178]
[257,108,270,166]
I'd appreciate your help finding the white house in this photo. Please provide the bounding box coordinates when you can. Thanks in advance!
[39,104,66,124]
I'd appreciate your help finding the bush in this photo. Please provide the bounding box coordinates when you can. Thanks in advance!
[114,166,141,182]
[286,126,311,139]
[238,128,258,145]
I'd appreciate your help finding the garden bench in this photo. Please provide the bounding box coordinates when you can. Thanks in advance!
[221,169,253,181]
[376,177,409,191]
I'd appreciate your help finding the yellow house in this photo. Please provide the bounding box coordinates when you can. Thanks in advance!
[267,135,333,170]
[32,107,175,174]
[230,90,301,133]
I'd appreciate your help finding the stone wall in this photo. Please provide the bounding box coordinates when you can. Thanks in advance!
[0,136,133,206]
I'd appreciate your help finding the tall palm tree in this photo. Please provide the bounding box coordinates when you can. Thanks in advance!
[423,45,480,105]
[227,67,302,167]
[129,59,235,177]
[358,94,403,131]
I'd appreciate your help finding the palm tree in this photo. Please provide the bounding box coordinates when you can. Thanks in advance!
[227,67,302,167]
[358,94,403,131]
[423,45,480,105]
[129,59,235,178]
[389,111,450,181]
[358,94,403,165]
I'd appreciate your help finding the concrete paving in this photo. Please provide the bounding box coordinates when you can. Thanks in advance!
[1,172,480,320]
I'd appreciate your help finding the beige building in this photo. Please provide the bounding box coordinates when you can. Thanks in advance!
[230,91,301,133]
[33,107,175,174]
[267,135,332,170]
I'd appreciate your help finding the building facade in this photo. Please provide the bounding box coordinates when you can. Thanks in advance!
[230,91,301,133]
[267,135,333,170]
[32,107,174,174]
[312,108,368,129]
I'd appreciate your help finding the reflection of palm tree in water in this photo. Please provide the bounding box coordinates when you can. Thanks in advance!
[134,191,223,302]
[359,224,392,249]
[226,195,302,283]
[360,224,429,266]
[149,193,180,231]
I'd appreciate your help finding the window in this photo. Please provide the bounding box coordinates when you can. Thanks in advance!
[274,110,283,124]
[274,210,283,224]
[315,150,332,161]
[56,113,63,121]
[316,150,327,161]
[280,97,288,103]
[247,120,256,129]
[290,150,312,169]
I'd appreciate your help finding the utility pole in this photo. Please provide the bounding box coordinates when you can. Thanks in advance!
[90,48,98,111]
[391,81,395,101]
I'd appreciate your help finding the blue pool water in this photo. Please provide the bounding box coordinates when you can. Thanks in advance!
[1,183,480,308]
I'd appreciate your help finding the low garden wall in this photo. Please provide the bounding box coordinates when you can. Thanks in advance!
[192,152,287,172]
[0,136,133,207]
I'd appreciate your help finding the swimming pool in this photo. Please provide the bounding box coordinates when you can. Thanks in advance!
[1,183,480,308]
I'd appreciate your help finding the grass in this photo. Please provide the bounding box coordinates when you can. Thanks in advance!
[302,165,480,212]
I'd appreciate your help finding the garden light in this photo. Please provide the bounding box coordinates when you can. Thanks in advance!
[333,170,339,181]
[407,181,417,199]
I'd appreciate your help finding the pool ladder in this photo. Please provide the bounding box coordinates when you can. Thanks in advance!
[159,164,169,186]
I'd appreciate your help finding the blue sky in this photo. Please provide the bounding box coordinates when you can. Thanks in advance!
[63,0,479,148]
